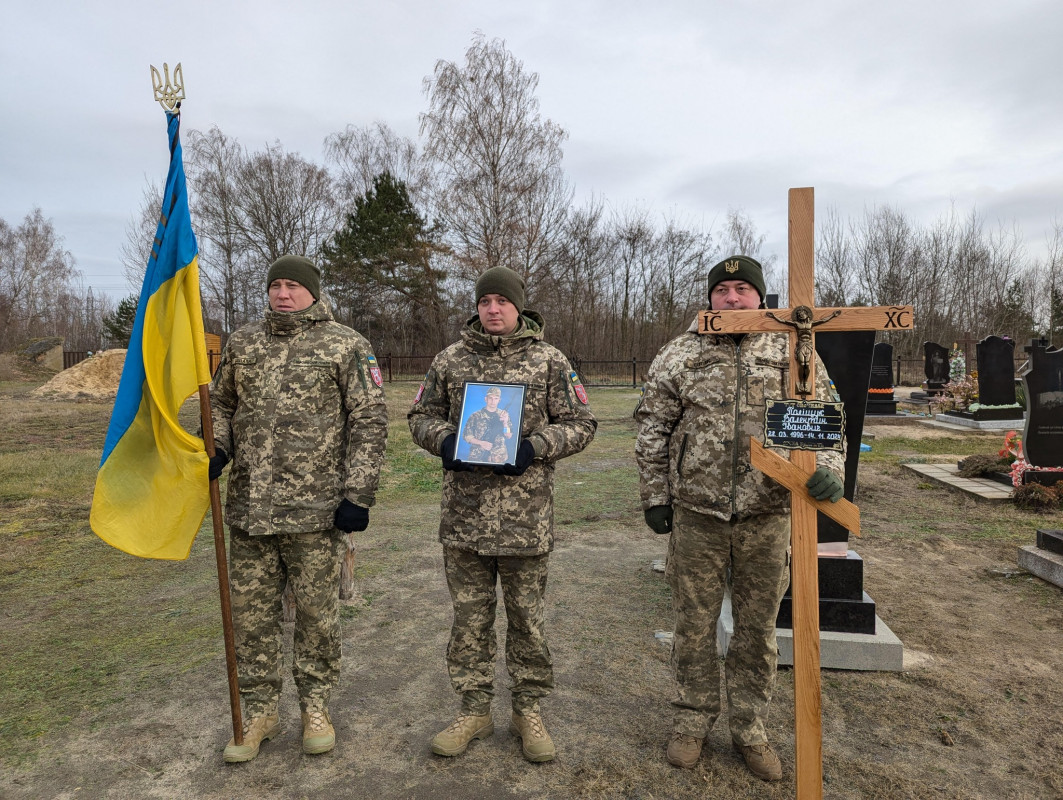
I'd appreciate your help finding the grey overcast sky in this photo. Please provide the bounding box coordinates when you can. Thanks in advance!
[2,0,1062,299]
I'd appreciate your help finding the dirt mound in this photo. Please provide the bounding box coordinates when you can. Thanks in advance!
[31,350,126,402]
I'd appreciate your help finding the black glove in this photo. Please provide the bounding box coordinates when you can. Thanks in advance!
[334,499,369,532]
[644,505,674,534]
[208,448,229,481]
[494,439,537,477]
[440,433,472,471]
[806,467,844,502]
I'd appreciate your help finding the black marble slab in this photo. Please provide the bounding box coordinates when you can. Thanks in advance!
[783,551,865,601]
[977,335,1017,406]
[1021,338,1063,468]
[777,591,877,635]
[1036,529,1063,556]
[1023,470,1063,488]
[815,330,876,545]
[924,340,950,393]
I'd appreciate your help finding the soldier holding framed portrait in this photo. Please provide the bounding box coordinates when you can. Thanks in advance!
[408,265,596,763]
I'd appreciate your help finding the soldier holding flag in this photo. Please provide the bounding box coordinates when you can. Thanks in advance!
[209,255,388,762]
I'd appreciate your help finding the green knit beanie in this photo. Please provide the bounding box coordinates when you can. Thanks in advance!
[266,255,320,300]
[475,266,525,313]
[706,255,765,302]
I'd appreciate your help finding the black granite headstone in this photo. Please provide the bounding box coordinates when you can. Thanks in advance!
[976,335,1017,406]
[924,341,950,394]
[866,342,897,415]
[1021,339,1063,468]
[1036,529,1063,556]
[777,330,880,635]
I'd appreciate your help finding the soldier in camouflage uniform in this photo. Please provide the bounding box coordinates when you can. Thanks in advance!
[408,265,596,763]
[634,255,844,781]
[208,255,388,763]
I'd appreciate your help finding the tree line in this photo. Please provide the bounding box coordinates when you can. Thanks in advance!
[3,34,1061,364]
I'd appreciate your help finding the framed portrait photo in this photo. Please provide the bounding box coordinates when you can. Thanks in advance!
[454,382,527,466]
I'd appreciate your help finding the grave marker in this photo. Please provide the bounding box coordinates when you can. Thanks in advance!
[976,335,1017,408]
[1021,338,1063,475]
[866,342,897,415]
[924,341,950,395]
[698,187,913,799]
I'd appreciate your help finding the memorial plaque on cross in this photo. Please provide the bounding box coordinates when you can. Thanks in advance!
[696,188,914,800]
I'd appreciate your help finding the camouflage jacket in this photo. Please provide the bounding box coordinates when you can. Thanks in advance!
[462,407,512,463]
[408,311,597,556]
[634,326,844,521]
[210,301,388,536]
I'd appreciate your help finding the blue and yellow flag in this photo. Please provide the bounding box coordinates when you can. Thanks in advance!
[90,110,212,560]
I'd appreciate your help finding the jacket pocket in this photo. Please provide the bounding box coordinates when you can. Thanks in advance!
[746,359,788,406]
[676,433,689,476]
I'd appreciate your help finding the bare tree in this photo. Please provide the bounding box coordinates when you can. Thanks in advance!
[542,196,615,358]
[816,206,854,307]
[720,208,781,302]
[120,180,163,292]
[234,141,338,266]
[420,34,572,284]
[0,208,81,350]
[186,127,258,331]
[325,121,431,210]
[186,129,338,331]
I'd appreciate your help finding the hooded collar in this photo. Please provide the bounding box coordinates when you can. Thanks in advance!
[264,299,333,336]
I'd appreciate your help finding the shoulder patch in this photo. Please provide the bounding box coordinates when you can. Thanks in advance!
[414,371,428,404]
[366,353,383,387]
[569,370,589,405]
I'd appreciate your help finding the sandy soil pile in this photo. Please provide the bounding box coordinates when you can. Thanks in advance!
[31,350,126,401]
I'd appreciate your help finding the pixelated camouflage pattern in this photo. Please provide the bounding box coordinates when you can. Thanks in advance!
[210,300,388,536]
[634,327,844,520]
[228,526,347,716]
[408,310,597,556]
[443,545,554,714]
[463,406,512,462]
[666,507,790,744]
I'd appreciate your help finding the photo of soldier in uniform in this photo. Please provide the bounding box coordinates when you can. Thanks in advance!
[455,383,525,465]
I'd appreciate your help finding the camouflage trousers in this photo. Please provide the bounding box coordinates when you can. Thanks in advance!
[442,546,554,715]
[665,507,791,745]
[229,526,346,717]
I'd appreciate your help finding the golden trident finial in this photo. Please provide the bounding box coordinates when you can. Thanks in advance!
[150,62,186,112]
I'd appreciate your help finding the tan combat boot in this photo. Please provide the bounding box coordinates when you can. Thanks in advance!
[223,711,281,763]
[666,732,704,769]
[430,712,495,756]
[734,741,783,781]
[302,707,336,755]
[509,711,555,762]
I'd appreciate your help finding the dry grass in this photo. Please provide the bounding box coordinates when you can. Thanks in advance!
[1,380,1061,799]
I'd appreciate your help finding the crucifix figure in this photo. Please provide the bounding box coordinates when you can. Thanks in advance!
[767,306,841,395]
[695,188,913,798]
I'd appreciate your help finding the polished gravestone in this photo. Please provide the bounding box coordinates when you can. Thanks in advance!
[775,331,880,635]
[866,341,897,415]
[1021,338,1063,474]
[1014,340,1063,586]
[975,335,1020,415]
[924,341,950,396]
[936,336,1024,427]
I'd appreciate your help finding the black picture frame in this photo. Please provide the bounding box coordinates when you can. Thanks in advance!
[454,382,527,466]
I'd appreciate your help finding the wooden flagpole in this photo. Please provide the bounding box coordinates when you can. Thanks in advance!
[198,385,244,745]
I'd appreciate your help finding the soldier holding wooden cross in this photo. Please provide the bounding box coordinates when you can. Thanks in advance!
[634,255,845,781]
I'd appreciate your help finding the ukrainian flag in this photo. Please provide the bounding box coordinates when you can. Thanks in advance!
[90,110,212,560]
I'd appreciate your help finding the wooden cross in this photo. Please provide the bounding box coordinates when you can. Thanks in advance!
[698,188,914,799]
